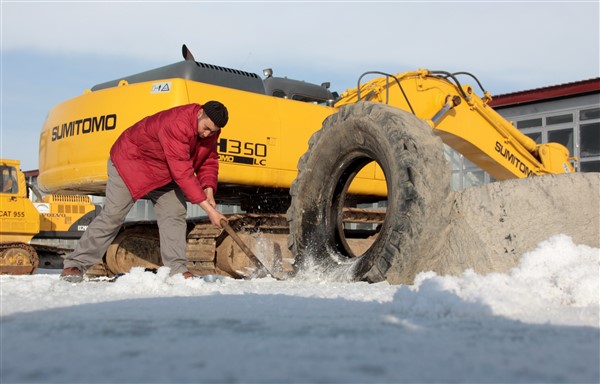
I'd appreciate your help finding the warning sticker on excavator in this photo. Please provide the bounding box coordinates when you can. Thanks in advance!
[151,82,172,94]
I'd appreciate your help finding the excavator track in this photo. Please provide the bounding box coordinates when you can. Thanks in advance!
[91,210,385,279]
[96,214,291,278]
[0,243,39,275]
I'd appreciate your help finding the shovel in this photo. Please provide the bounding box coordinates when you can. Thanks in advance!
[220,219,286,280]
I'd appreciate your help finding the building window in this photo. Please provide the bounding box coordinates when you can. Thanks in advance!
[517,118,542,129]
[524,130,542,144]
[580,107,600,121]
[546,113,573,125]
[580,122,600,157]
[580,121,600,172]
[548,128,574,155]
[579,107,600,172]
[580,161,600,172]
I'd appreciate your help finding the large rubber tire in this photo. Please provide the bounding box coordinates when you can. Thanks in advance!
[287,102,451,283]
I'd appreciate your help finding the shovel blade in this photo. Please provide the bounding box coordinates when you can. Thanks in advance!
[216,232,292,280]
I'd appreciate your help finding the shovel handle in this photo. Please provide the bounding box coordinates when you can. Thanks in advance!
[220,218,259,262]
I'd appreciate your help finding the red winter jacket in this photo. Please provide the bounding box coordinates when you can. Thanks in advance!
[110,103,219,204]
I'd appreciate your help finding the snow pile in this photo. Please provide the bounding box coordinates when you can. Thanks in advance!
[395,234,599,327]
[1,235,599,383]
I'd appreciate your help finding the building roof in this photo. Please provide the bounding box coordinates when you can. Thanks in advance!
[24,169,39,177]
[489,78,600,108]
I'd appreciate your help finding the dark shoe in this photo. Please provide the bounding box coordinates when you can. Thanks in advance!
[60,267,83,283]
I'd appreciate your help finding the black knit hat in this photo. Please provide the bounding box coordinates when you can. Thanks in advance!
[203,101,228,128]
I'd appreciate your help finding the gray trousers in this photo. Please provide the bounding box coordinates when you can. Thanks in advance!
[63,158,189,275]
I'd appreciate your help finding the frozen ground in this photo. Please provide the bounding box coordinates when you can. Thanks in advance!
[1,234,599,383]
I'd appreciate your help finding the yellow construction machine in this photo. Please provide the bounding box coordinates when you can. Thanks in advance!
[35,45,574,282]
[0,159,99,274]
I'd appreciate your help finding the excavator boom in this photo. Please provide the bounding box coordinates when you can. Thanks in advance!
[335,69,574,179]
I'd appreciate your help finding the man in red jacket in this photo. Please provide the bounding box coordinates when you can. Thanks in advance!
[60,101,229,282]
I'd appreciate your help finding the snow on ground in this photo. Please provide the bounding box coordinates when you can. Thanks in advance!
[1,234,599,383]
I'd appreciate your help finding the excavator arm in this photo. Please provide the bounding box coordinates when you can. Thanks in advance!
[335,69,574,180]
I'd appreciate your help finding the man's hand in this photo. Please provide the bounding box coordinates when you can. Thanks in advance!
[198,199,226,228]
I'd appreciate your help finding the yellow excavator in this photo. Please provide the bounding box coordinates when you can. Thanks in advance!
[31,44,573,282]
[0,159,99,274]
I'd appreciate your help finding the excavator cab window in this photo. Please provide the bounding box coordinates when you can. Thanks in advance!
[1,166,18,194]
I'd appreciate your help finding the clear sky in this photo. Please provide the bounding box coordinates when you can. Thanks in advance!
[2,1,599,171]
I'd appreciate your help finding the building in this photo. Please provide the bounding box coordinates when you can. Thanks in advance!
[448,77,600,190]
